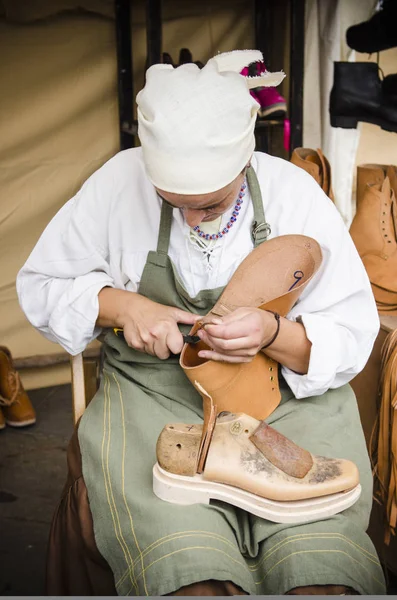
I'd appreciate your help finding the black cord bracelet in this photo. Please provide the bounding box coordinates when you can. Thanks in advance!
[261,310,281,349]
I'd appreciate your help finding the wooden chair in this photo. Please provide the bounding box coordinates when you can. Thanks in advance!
[71,353,86,424]
[70,350,102,424]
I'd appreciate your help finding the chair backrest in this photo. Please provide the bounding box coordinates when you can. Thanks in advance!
[71,353,86,425]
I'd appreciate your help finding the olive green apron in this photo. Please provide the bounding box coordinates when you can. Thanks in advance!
[78,168,386,596]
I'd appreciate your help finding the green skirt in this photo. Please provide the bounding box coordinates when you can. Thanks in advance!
[78,334,386,596]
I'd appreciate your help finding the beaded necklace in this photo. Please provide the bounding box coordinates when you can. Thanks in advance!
[192,180,246,241]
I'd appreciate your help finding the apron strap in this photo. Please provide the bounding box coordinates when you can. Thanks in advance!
[156,200,173,254]
[247,166,271,248]
[156,166,270,254]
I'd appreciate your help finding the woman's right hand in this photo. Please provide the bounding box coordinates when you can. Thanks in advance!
[97,288,200,359]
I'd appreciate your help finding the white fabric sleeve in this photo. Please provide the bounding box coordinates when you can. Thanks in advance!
[281,182,380,398]
[16,161,115,355]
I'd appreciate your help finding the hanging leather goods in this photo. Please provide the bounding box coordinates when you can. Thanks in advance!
[370,328,397,545]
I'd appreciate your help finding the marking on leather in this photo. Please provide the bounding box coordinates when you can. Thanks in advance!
[288,270,304,291]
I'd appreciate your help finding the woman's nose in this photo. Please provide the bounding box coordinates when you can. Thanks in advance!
[183,208,206,228]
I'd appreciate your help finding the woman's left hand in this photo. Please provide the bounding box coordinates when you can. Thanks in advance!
[197,307,277,363]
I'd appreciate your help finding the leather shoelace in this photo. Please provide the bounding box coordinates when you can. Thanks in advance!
[370,327,397,544]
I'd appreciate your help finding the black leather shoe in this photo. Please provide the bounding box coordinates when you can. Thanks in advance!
[346,0,397,54]
[329,62,397,133]
[383,73,397,102]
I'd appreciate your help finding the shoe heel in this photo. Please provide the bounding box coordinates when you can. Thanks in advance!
[330,115,358,129]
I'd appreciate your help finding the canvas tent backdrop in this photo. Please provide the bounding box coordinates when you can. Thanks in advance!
[1,0,396,390]
[0,0,256,389]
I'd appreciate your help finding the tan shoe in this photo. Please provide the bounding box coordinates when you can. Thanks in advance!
[0,407,5,430]
[0,346,36,427]
[290,147,334,201]
[350,176,397,314]
[154,411,361,523]
[180,234,322,470]
[356,163,397,205]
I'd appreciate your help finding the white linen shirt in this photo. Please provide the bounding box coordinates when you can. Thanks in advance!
[16,149,380,399]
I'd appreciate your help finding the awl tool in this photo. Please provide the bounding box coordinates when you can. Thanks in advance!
[113,328,200,344]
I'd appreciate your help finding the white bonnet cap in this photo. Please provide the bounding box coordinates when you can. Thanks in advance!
[137,50,285,194]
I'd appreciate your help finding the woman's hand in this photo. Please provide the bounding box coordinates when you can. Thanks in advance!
[97,288,200,359]
[196,306,311,374]
[196,307,276,363]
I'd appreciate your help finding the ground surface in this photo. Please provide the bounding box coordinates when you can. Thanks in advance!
[0,385,73,596]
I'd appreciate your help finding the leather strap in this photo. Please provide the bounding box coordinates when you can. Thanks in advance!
[371,327,397,544]
[157,164,271,255]
[195,381,218,474]
[156,200,173,255]
[246,166,271,247]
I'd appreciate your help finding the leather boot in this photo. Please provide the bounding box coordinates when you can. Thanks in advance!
[357,163,397,203]
[383,73,397,103]
[0,407,5,430]
[346,0,397,54]
[350,176,397,314]
[0,346,36,427]
[290,148,334,200]
[329,62,397,133]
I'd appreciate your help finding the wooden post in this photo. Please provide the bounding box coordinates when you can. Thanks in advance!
[71,353,86,425]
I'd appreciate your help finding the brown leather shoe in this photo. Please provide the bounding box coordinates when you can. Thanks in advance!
[350,175,397,314]
[180,234,322,461]
[0,407,5,430]
[291,147,334,201]
[357,163,397,204]
[0,346,36,427]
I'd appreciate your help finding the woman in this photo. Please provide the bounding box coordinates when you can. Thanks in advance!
[17,50,385,595]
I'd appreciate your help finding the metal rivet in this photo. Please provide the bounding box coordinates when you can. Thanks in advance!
[270,376,274,381]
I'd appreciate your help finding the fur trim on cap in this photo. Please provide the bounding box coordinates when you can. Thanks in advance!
[210,49,285,88]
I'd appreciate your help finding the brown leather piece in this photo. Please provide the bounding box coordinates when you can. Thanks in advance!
[356,164,387,208]
[356,163,397,205]
[350,174,397,314]
[370,327,397,544]
[181,235,323,454]
[290,148,334,201]
[197,386,217,473]
[249,420,313,479]
[0,345,36,426]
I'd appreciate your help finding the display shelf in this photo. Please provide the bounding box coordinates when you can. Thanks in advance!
[115,0,304,157]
